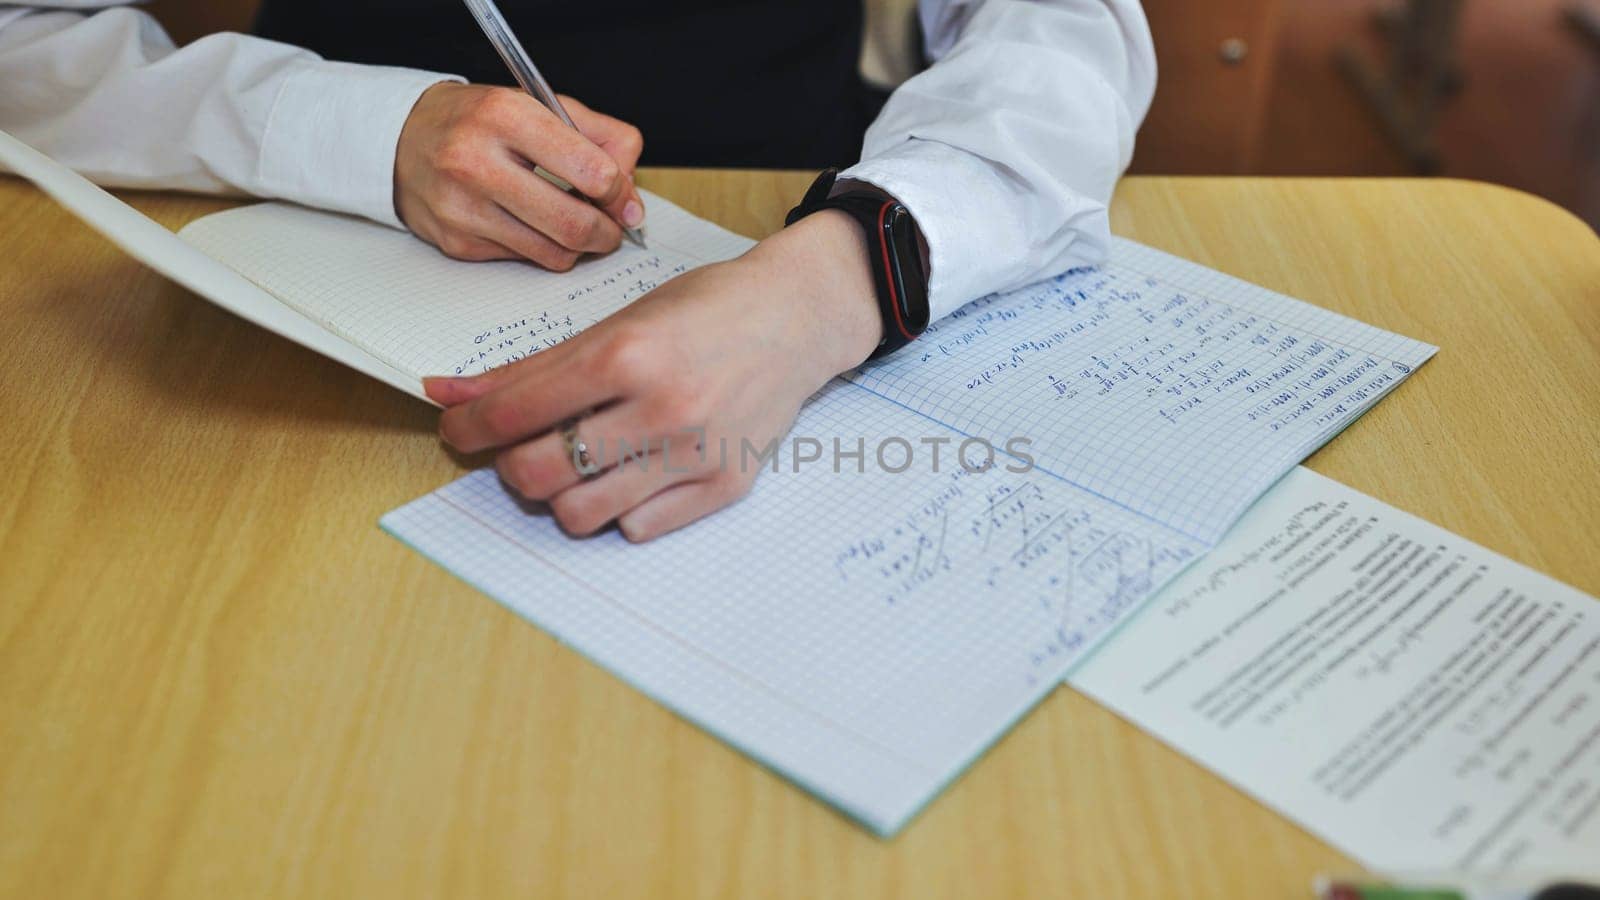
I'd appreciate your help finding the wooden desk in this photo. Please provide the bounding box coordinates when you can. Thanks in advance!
[2,171,1597,899]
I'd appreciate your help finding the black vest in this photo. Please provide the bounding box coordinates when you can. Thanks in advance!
[254,1,881,168]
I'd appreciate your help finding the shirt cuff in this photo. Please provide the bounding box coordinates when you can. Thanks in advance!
[258,59,462,229]
[842,139,1112,323]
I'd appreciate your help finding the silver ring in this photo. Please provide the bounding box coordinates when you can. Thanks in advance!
[560,418,601,478]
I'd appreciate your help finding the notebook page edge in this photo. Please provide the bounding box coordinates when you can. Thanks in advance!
[0,129,428,403]
[378,487,927,837]
[176,188,755,383]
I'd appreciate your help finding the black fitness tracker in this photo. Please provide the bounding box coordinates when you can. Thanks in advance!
[784,168,932,360]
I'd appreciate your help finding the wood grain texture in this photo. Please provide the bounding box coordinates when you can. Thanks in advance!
[1,171,1596,900]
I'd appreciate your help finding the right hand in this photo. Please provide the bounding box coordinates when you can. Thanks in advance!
[394,82,645,271]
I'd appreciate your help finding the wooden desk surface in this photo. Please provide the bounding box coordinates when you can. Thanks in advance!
[2,170,1597,899]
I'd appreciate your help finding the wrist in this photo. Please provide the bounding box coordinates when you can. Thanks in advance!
[751,210,883,375]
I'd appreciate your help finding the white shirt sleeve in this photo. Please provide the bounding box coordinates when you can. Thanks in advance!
[0,2,461,227]
[841,0,1157,321]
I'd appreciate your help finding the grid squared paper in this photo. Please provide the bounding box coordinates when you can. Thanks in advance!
[381,232,1436,834]
[385,381,1208,834]
[179,190,755,379]
[851,237,1438,544]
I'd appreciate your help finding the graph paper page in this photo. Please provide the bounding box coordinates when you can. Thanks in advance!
[384,380,1208,835]
[383,239,1436,833]
[851,237,1437,544]
[179,190,754,380]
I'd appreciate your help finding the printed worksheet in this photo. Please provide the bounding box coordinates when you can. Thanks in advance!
[1072,467,1600,877]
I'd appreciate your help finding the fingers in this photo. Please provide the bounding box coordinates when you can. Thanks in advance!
[493,401,710,503]
[561,95,645,174]
[436,324,663,453]
[492,159,623,256]
[489,404,742,540]
[535,445,708,537]
[616,476,751,542]
[488,202,587,268]
[438,373,603,455]
[438,199,607,265]
[424,348,561,404]
[396,84,647,262]
[407,154,620,265]
[560,95,646,228]
[488,92,636,219]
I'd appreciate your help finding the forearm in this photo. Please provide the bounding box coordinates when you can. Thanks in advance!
[843,0,1157,320]
[0,5,456,225]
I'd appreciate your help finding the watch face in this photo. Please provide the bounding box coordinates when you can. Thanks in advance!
[882,205,931,335]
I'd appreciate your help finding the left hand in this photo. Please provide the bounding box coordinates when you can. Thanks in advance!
[424,211,883,541]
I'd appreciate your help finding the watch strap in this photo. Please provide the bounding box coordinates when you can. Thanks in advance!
[785,169,932,359]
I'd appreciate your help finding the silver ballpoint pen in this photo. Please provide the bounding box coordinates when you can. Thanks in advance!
[461,0,647,249]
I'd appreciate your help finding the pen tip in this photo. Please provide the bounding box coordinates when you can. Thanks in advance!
[624,227,648,250]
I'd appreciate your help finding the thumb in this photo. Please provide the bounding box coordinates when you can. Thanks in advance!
[560,96,647,230]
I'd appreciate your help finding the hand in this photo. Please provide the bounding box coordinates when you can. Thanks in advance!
[395,82,645,271]
[424,211,884,541]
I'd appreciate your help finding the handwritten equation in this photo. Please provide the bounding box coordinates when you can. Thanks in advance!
[831,464,1200,684]
[851,252,1427,543]
[450,253,691,376]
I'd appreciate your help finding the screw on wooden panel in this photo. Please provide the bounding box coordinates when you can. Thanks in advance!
[1220,38,1249,64]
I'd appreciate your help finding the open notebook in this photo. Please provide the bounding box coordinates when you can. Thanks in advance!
[383,239,1438,832]
[6,129,1439,835]
[0,129,753,399]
